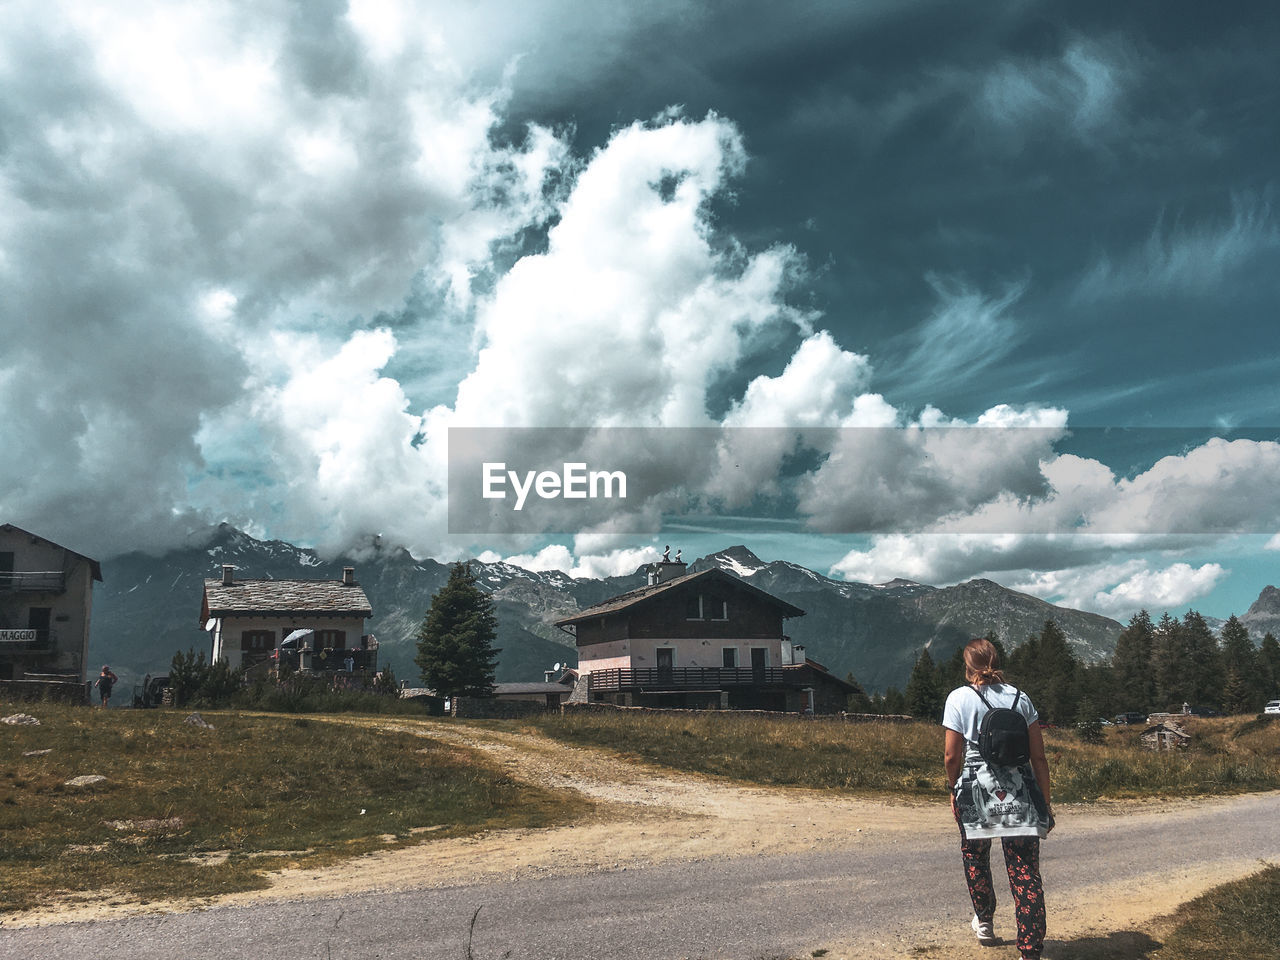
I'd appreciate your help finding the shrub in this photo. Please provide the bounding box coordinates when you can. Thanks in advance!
[1076,719,1105,744]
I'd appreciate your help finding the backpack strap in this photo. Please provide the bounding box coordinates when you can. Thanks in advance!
[966,684,992,746]
[970,682,1022,712]
[968,683,994,710]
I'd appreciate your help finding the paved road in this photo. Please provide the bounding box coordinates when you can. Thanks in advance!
[5,792,1279,960]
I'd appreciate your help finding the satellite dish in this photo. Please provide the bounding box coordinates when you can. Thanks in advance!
[554,662,563,672]
[204,619,216,632]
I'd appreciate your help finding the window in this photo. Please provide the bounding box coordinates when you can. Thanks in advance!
[315,629,347,650]
[722,647,738,669]
[241,630,275,651]
[685,593,701,620]
[684,594,729,621]
[704,595,728,620]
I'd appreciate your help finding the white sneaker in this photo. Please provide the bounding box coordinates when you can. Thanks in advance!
[971,914,997,945]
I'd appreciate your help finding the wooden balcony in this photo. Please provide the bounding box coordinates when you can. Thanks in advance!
[587,666,790,693]
[0,571,66,593]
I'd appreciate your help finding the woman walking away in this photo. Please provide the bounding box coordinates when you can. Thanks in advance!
[95,665,118,708]
[943,639,1054,959]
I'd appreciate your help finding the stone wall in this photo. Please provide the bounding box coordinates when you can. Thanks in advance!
[0,679,91,705]
[561,701,913,723]
[451,697,552,719]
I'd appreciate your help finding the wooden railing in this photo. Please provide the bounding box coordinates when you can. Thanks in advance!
[588,666,787,692]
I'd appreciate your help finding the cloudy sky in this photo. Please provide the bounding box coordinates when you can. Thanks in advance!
[2,0,1278,621]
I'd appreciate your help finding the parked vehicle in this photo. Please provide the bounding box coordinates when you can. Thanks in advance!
[1264,700,1280,715]
[1186,705,1221,718]
[131,674,170,708]
[1115,711,1147,725]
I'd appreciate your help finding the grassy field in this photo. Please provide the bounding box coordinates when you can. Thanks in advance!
[0,704,590,913]
[1155,865,1280,960]
[522,710,1280,803]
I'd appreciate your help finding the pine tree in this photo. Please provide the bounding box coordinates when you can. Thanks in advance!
[1219,615,1260,712]
[905,648,944,720]
[1014,620,1078,724]
[1259,633,1280,699]
[882,686,907,715]
[1153,612,1193,709]
[1222,668,1252,715]
[1183,611,1224,709]
[1112,610,1155,713]
[845,672,873,713]
[414,562,500,699]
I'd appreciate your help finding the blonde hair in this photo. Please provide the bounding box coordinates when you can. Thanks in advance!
[963,638,1005,685]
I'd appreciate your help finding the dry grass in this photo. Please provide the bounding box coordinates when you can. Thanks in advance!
[1154,865,1280,959]
[522,710,1280,802]
[0,704,590,913]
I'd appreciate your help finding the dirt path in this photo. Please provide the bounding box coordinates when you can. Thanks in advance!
[8,718,1279,959]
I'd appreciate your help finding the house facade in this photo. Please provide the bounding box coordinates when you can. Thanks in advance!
[0,523,102,684]
[556,560,851,712]
[200,564,377,675]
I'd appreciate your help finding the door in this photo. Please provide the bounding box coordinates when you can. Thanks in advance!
[27,607,51,645]
[656,647,674,682]
[750,647,767,681]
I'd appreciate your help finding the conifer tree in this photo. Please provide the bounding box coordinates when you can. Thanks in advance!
[882,686,907,715]
[414,562,500,699]
[1222,668,1252,715]
[1152,612,1193,709]
[1259,633,1280,699]
[1112,610,1156,713]
[1012,620,1078,724]
[905,648,944,720]
[1183,611,1224,709]
[845,672,874,713]
[1219,615,1260,712]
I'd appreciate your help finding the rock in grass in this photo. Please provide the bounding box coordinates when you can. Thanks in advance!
[2,714,40,725]
[104,817,184,832]
[23,748,52,757]
[65,775,107,788]
[184,712,214,729]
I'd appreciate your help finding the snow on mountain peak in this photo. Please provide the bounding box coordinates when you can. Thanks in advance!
[706,545,766,577]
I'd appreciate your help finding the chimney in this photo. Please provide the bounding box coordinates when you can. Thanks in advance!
[221,564,234,586]
[343,566,355,586]
[653,559,687,584]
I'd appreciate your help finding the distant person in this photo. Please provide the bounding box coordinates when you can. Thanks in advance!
[95,665,118,708]
[943,639,1054,960]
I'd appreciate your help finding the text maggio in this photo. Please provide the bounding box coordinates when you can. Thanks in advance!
[482,462,627,511]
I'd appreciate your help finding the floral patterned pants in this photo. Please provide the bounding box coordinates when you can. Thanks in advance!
[960,836,1045,958]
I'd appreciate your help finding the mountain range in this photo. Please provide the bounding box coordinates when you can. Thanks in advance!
[86,525,1276,693]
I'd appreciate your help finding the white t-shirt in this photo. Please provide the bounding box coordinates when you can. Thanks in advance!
[942,682,1039,745]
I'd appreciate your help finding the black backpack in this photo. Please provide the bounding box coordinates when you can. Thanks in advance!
[969,684,1030,767]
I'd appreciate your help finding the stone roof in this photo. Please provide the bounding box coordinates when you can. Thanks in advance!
[202,578,373,618]
[554,567,804,626]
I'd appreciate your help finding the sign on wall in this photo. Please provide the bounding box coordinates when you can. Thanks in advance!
[0,629,38,643]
